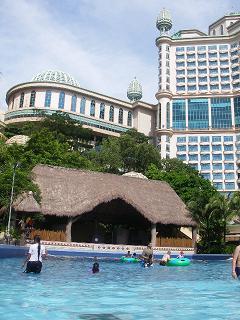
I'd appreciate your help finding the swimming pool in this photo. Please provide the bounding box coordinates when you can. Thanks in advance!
[0,257,239,320]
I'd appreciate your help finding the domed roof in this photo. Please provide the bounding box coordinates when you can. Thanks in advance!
[6,135,30,145]
[127,77,142,102]
[32,70,80,88]
[156,8,172,33]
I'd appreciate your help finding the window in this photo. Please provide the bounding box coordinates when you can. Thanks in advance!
[177,145,186,152]
[198,53,206,59]
[177,70,185,75]
[188,98,209,129]
[177,137,186,143]
[187,69,196,75]
[212,29,216,36]
[198,69,207,74]
[223,136,233,142]
[214,182,223,190]
[127,111,132,126]
[109,106,114,122]
[188,85,196,91]
[219,44,228,50]
[201,154,210,161]
[212,163,222,170]
[200,136,210,142]
[189,145,198,152]
[201,163,210,170]
[224,154,234,161]
[199,85,208,91]
[212,154,222,161]
[197,46,206,51]
[176,62,185,67]
[71,95,77,112]
[177,86,185,91]
[58,91,65,109]
[225,173,235,180]
[220,60,229,65]
[225,163,234,170]
[176,54,184,60]
[187,61,196,67]
[198,61,207,66]
[202,173,211,180]
[220,25,224,35]
[212,145,222,152]
[210,85,219,90]
[220,68,229,74]
[213,173,223,180]
[44,90,51,108]
[189,154,198,161]
[90,100,95,116]
[200,145,210,152]
[177,154,187,161]
[99,103,105,119]
[80,97,86,114]
[188,136,198,143]
[221,76,229,81]
[211,98,232,129]
[19,92,24,108]
[208,45,217,50]
[220,52,228,58]
[187,46,195,51]
[209,53,217,58]
[210,76,219,82]
[212,136,221,142]
[187,77,196,83]
[29,90,36,108]
[118,108,123,124]
[176,47,184,52]
[209,61,217,66]
[225,182,235,190]
[172,100,186,130]
[209,69,218,74]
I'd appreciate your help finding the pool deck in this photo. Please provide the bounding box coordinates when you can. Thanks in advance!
[0,242,232,260]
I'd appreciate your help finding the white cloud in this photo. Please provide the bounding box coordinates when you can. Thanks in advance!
[0,0,239,112]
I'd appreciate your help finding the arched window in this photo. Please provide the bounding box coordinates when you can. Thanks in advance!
[220,25,223,35]
[212,29,216,36]
[80,97,86,114]
[99,103,105,119]
[11,96,15,110]
[19,92,24,108]
[29,90,36,108]
[127,111,132,127]
[166,102,170,129]
[44,90,52,108]
[109,105,114,122]
[71,95,77,112]
[90,100,95,116]
[58,91,65,109]
[118,108,123,124]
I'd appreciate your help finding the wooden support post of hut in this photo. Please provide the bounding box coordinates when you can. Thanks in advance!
[192,226,198,253]
[151,223,157,246]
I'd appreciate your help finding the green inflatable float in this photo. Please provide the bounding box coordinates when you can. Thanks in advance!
[120,256,140,263]
[166,258,190,267]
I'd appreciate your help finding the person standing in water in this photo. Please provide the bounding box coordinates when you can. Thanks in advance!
[140,243,153,266]
[92,257,100,274]
[232,244,240,279]
[22,235,47,273]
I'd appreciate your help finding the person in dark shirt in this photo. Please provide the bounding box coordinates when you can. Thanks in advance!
[92,257,99,274]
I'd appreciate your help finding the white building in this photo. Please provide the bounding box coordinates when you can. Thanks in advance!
[4,10,240,193]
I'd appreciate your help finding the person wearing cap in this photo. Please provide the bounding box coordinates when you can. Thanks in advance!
[140,243,153,265]
[232,244,240,279]
[177,251,184,259]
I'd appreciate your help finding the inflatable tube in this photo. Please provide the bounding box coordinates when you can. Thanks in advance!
[120,256,140,263]
[166,258,190,267]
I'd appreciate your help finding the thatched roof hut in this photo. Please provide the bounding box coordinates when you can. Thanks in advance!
[20,165,195,227]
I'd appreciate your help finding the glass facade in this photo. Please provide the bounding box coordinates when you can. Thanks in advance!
[172,100,186,130]
[211,98,232,129]
[234,97,240,128]
[188,98,209,129]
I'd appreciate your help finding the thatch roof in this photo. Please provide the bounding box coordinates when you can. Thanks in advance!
[26,165,195,227]
[13,192,41,213]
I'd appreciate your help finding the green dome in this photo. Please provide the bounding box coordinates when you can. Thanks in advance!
[32,70,80,87]
[127,77,142,102]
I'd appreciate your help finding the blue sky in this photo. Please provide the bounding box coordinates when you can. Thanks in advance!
[0,0,239,111]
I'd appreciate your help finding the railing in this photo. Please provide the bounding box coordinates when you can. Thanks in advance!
[30,229,66,242]
[157,237,193,248]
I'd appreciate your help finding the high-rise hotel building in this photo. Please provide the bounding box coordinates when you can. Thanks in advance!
[155,10,240,193]
[4,10,240,193]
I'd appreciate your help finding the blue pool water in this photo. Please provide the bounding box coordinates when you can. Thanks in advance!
[0,257,239,320]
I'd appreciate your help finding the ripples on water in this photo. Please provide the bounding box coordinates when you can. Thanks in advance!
[0,257,239,320]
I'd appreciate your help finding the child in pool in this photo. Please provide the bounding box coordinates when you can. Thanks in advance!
[92,257,99,274]
[177,251,184,259]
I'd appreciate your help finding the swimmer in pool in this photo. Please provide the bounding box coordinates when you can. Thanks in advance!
[92,257,99,274]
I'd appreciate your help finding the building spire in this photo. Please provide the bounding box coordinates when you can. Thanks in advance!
[156,8,172,36]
